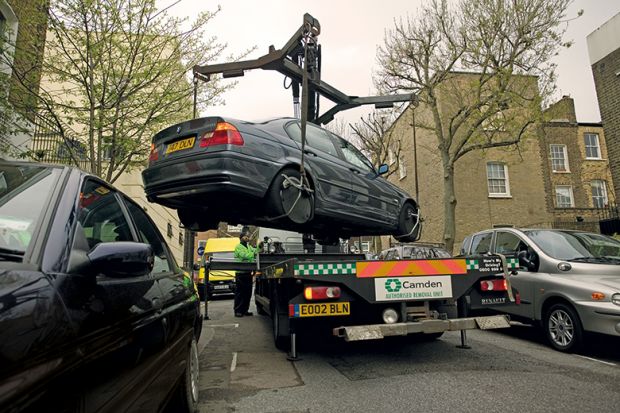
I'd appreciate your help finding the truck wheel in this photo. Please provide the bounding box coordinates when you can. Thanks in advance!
[271,291,290,351]
[268,168,313,224]
[255,300,267,315]
[544,302,583,352]
[394,202,420,242]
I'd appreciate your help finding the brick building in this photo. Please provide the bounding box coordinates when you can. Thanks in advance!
[587,13,620,202]
[541,96,615,233]
[385,73,612,253]
[386,73,551,253]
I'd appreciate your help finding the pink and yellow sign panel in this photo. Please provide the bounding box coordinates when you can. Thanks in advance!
[356,259,468,278]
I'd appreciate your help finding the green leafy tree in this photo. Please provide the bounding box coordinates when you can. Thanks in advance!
[5,0,251,182]
[375,0,580,251]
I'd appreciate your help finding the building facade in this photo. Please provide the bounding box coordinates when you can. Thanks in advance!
[542,96,615,233]
[587,13,620,202]
[386,73,550,253]
[385,73,611,253]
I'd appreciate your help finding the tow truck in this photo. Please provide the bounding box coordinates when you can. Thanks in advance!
[180,14,517,358]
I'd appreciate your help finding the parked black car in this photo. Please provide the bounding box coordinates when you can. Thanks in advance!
[142,117,421,244]
[0,161,201,412]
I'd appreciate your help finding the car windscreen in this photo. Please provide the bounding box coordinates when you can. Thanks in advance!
[0,164,61,259]
[524,230,620,261]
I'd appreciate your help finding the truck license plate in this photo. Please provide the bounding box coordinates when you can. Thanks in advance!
[289,302,350,318]
[166,136,195,154]
[213,285,229,290]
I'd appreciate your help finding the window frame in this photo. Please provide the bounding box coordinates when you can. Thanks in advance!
[591,180,608,208]
[584,133,601,160]
[486,162,511,197]
[550,144,570,173]
[398,155,406,180]
[555,185,575,208]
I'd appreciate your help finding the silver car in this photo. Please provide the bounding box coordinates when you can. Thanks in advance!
[461,228,620,352]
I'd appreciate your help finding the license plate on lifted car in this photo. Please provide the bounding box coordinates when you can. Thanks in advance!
[166,136,195,154]
[289,302,350,318]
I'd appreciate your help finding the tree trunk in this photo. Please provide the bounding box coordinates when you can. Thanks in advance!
[442,158,457,253]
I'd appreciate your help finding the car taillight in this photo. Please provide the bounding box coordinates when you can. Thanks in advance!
[480,279,508,291]
[304,286,341,300]
[149,143,159,162]
[199,122,244,147]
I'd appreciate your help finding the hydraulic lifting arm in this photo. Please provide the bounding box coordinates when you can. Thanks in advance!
[192,13,417,125]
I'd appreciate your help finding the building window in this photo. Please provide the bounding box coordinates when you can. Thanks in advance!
[584,133,601,159]
[486,162,510,197]
[555,185,574,208]
[178,230,184,245]
[398,156,406,180]
[0,2,18,76]
[388,148,396,165]
[550,144,569,172]
[591,180,608,208]
[167,222,173,238]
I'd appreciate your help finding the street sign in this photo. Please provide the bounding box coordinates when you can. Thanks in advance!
[197,246,205,256]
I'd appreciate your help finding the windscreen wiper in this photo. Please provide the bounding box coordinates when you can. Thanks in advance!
[568,256,619,264]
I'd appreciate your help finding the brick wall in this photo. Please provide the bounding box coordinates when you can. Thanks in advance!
[591,47,620,198]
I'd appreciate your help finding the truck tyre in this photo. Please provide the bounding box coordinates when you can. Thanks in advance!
[255,300,267,315]
[544,302,583,352]
[270,290,290,351]
[268,168,313,224]
[394,202,420,242]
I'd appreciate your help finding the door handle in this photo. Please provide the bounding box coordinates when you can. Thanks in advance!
[304,149,317,157]
[349,168,360,174]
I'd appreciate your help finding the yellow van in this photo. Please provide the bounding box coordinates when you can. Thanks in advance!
[198,237,238,299]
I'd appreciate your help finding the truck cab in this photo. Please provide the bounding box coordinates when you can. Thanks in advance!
[198,237,238,299]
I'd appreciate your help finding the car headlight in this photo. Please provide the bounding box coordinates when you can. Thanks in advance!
[612,293,620,306]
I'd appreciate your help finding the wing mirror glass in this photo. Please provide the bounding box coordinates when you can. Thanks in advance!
[377,164,389,175]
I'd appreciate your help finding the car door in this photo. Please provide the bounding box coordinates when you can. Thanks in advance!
[123,199,198,411]
[493,230,537,319]
[284,122,354,212]
[332,135,400,225]
[61,178,167,412]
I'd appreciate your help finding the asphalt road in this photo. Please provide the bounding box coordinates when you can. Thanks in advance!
[196,298,620,413]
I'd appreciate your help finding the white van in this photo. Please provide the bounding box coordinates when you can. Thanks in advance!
[258,227,325,254]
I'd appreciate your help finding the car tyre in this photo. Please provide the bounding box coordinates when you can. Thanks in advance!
[394,202,420,242]
[168,337,200,412]
[544,302,583,352]
[268,168,313,225]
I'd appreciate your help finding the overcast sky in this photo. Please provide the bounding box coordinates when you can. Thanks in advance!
[169,0,620,126]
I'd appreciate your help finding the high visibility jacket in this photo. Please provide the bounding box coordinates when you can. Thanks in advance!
[234,242,257,263]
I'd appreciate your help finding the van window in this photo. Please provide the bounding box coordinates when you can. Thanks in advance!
[470,233,492,254]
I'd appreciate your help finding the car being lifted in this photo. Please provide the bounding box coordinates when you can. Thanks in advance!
[142,116,421,244]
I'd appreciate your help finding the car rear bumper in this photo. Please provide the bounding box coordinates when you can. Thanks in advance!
[142,152,276,206]
[575,301,620,336]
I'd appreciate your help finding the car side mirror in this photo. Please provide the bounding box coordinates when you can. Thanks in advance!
[518,249,538,272]
[377,164,389,175]
[87,242,154,278]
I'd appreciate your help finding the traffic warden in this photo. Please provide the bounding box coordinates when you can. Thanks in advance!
[233,226,258,317]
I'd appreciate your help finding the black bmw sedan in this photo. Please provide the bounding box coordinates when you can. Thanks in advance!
[142,117,421,244]
[0,161,201,412]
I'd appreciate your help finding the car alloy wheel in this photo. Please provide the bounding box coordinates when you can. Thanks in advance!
[268,168,313,224]
[545,303,583,352]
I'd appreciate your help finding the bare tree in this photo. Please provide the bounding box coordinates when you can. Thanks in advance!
[349,110,403,179]
[375,0,579,251]
[3,0,252,182]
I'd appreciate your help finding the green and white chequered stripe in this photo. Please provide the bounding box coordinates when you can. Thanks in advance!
[506,257,519,269]
[294,263,356,276]
[466,259,479,270]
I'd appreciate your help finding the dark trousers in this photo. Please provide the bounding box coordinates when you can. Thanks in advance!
[234,272,253,314]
